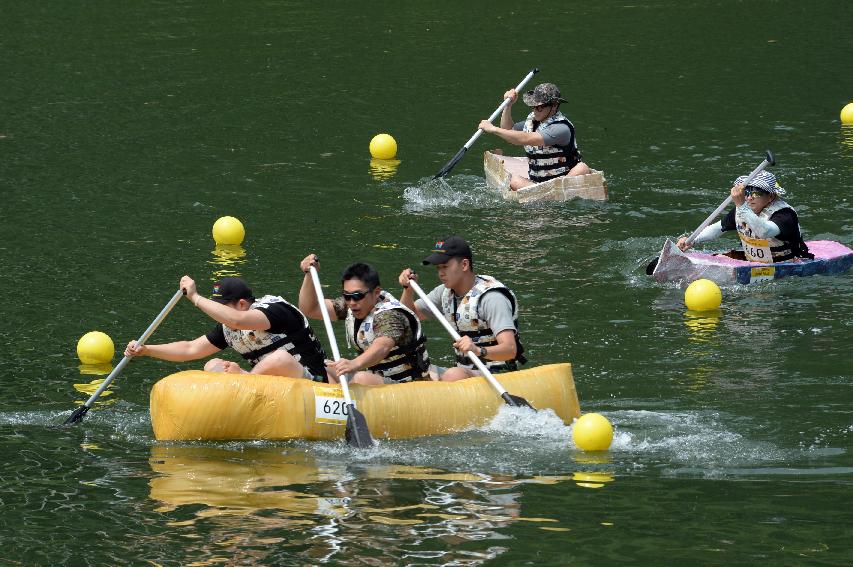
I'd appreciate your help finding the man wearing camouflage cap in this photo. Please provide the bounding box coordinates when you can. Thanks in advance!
[478,82,592,190]
[677,170,812,263]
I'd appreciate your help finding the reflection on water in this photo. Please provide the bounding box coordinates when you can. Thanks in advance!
[368,158,401,181]
[147,443,609,564]
[840,125,853,155]
[72,377,115,406]
[572,471,615,489]
[78,362,113,376]
[683,309,720,343]
[208,245,246,280]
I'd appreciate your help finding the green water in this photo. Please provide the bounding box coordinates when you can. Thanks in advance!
[1,1,852,564]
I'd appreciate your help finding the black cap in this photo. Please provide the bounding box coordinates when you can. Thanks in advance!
[210,277,254,303]
[422,236,473,265]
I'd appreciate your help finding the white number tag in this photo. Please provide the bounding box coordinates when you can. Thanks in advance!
[314,385,352,425]
[740,234,773,264]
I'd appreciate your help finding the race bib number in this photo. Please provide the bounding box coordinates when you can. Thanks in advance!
[750,266,776,283]
[314,385,352,425]
[740,234,772,263]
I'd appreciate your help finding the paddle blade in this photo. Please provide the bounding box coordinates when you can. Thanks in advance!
[645,256,659,275]
[434,147,468,179]
[501,391,535,410]
[63,405,90,425]
[344,405,375,449]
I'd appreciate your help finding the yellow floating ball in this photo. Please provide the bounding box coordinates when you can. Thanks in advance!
[369,133,398,160]
[572,413,614,451]
[212,216,245,246]
[684,278,722,311]
[77,331,115,365]
[841,103,853,125]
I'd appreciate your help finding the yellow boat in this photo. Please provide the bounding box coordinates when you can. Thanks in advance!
[150,363,580,441]
[484,150,608,204]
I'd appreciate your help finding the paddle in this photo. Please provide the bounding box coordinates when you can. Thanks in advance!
[433,67,540,179]
[308,265,374,449]
[408,280,534,409]
[64,288,185,425]
[646,150,776,275]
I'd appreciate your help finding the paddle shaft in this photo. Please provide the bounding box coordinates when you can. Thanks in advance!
[434,67,539,178]
[78,289,184,413]
[683,153,775,247]
[308,266,356,407]
[408,280,512,397]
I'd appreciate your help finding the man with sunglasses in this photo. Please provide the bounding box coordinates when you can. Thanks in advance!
[677,170,812,263]
[125,276,329,380]
[477,82,592,190]
[398,236,527,382]
[298,256,430,386]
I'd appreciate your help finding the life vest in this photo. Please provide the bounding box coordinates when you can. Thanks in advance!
[523,111,582,182]
[345,291,430,383]
[734,199,810,263]
[439,275,527,372]
[222,295,327,378]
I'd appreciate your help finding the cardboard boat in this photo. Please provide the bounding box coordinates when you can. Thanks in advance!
[483,150,608,204]
[652,239,853,285]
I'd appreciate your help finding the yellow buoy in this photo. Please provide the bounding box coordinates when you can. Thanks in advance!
[841,103,853,125]
[684,278,722,311]
[212,216,245,246]
[369,133,398,160]
[77,331,115,365]
[572,413,614,451]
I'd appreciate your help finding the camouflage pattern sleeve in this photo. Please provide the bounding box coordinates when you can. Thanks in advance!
[372,310,413,347]
[331,297,348,320]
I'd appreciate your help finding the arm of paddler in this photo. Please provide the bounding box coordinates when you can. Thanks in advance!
[194,296,271,331]
[328,336,395,378]
[298,254,339,321]
[454,329,517,361]
[678,221,725,251]
[125,335,220,362]
[735,203,781,238]
[499,89,518,129]
[478,119,544,147]
[397,268,429,319]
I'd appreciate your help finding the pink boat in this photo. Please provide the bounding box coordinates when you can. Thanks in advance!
[651,239,853,285]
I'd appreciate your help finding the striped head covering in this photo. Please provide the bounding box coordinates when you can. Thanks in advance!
[734,170,785,196]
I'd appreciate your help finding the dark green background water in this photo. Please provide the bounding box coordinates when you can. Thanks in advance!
[1,1,851,565]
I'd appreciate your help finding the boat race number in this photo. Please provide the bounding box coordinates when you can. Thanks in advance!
[750,266,776,283]
[740,234,772,264]
[314,385,353,424]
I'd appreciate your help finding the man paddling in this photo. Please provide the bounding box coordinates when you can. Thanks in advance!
[677,171,812,263]
[124,276,328,380]
[477,82,591,190]
[398,236,527,382]
[298,256,431,385]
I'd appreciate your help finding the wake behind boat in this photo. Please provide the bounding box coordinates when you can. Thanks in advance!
[150,362,580,442]
[652,239,853,285]
[484,150,608,204]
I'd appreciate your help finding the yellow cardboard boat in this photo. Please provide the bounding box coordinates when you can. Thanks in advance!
[150,363,580,441]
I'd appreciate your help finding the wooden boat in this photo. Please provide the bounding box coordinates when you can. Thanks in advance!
[652,239,853,285]
[483,150,608,204]
[150,363,580,442]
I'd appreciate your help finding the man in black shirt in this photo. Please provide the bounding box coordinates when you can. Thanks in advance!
[125,276,327,379]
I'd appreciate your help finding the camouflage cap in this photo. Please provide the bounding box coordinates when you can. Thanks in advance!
[522,83,567,106]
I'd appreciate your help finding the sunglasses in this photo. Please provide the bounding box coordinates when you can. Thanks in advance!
[533,103,552,111]
[745,187,771,197]
[342,289,372,302]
